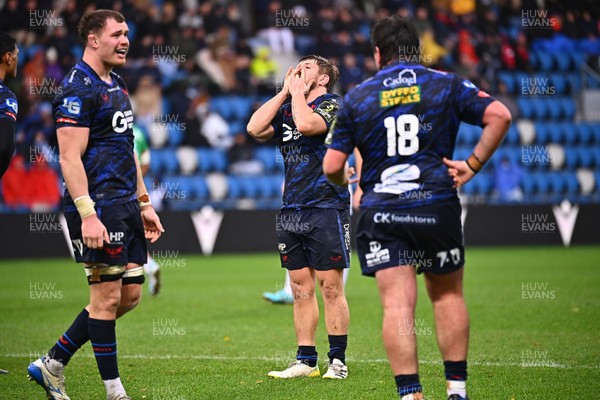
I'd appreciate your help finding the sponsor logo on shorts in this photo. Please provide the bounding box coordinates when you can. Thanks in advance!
[373,212,438,225]
[109,231,124,243]
[343,223,351,251]
[365,241,390,267]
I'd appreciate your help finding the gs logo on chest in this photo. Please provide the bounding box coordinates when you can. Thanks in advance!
[282,123,302,142]
[112,110,134,133]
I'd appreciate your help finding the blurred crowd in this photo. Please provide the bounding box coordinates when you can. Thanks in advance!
[1,0,599,210]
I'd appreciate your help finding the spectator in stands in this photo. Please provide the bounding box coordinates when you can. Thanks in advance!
[514,32,530,71]
[197,97,233,151]
[494,156,524,203]
[1,154,30,209]
[250,47,279,95]
[257,1,295,55]
[339,53,364,94]
[495,80,519,120]
[228,133,264,175]
[131,74,165,147]
[27,154,61,211]
[197,25,237,91]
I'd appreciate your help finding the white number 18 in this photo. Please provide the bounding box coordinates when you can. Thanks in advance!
[384,114,419,157]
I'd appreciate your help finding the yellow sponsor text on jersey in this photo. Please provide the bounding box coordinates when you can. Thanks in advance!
[379,85,421,107]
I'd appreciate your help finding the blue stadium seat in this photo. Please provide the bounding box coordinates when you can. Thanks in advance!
[238,176,259,198]
[232,96,253,123]
[562,172,580,195]
[536,51,553,71]
[517,98,535,119]
[498,71,516,94]
[504,124,520,145]
[189,176,209,200]
[254,176,274,199]
[550,73,567,95]
[457,123,478,145]
[590,124,600,143]
[478,173,494,195]
[226,176,242,199]
[563,146,579,169]
[255,146,277,172]
[575,123,592,144]
[149,149,164,175]
[211,96,234,120]
[567,74,581,92]
[533,172,551,195]
[531,99,548,120]
[211,149,228,172]
[534,122,550,144]
[547,123,563,143]
[560,122,577,145]
[520,174,536,196]
[453,147,470,162]
[167,126,185,147]
[571,52,587,70]
[229,120,245,135]
[197,148,212,173]
[460,181,475,195]
[161,176,192,201]
[546,98,562,120]
[143,176,154,193]
[560,98,576,120]
[155,149,178,174]
[548,172,565,195]
[553,52,571,71]
[271,175,284,197]
[592,148,600,168]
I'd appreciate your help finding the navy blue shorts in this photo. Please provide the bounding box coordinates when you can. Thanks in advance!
[65,200,147,267]
[277,208,351,271]
[356,200,464,277]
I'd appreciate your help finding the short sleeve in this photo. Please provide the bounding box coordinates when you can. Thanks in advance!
[326,94,355,155]
[53,72,96,129]
[454,76,496,127]
[313,97,341,130]
[0,90,18,121]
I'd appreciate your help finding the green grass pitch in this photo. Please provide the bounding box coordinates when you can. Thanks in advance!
[1,246,599,399]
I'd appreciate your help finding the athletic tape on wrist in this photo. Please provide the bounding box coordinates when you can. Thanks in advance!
[74,195,96,218]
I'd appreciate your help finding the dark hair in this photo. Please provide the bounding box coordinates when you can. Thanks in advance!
[371,16,420,67]
[78,9,126,44]
[298,54,340,92]
[0,32,17,58]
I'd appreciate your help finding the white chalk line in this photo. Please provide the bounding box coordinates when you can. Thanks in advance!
[1,353,598,370]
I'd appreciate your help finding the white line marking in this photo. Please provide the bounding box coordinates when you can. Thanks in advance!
[3,354,598,370]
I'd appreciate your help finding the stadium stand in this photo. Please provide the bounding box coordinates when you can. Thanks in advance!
[1,0,599,210]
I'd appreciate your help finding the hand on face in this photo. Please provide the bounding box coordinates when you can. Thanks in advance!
[289,64,316,97]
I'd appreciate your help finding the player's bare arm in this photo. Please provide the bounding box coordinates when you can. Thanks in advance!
[290,66,329,136]
[443,100,512,188]
[323,148,350,186]
[351,148,363,210]
[247,67,295,140]
[133,154,164,243]
[57,126,110,249]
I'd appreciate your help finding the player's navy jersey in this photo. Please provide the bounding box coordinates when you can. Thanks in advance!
[0,79,18,122]
[271,93,349,210]
[328,62,495,210]
[54,60,136,211]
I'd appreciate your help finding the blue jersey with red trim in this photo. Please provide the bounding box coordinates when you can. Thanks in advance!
[328,63,495,210]
[54,60,137,211]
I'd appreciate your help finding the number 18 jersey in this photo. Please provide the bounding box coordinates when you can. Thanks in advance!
[328,62,495,210]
